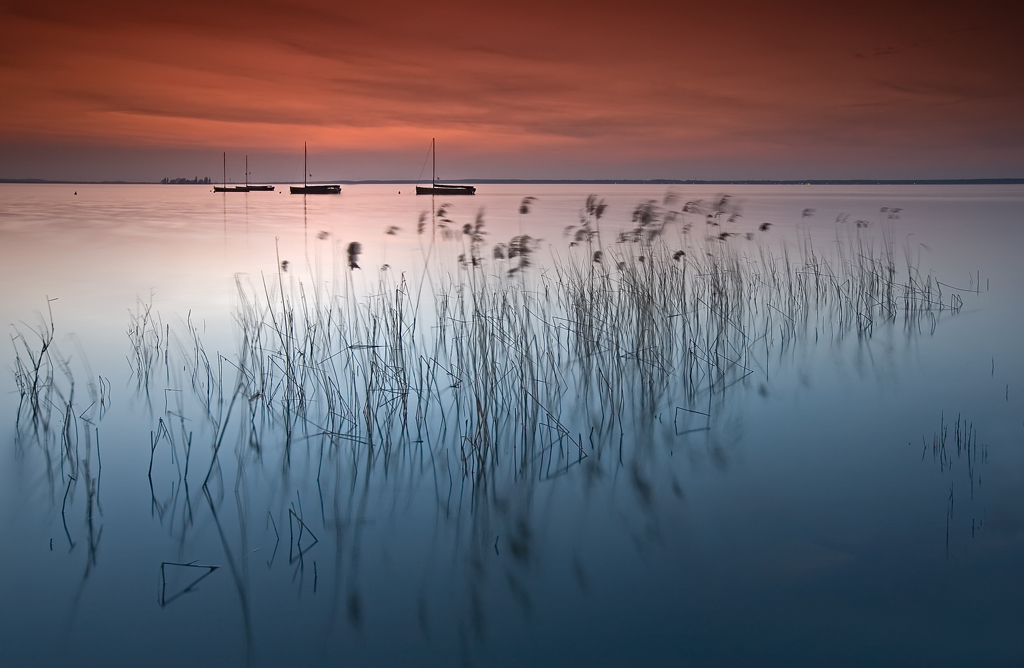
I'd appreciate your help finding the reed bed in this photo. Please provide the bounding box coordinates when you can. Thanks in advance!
[11,195,967,498]
[110,196,964,494]
[10,299,104,563]
[5,194,973,637]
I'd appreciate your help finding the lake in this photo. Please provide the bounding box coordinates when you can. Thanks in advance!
[1,183,1022,666]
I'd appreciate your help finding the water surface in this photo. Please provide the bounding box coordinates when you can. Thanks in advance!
[1,183,1022,666]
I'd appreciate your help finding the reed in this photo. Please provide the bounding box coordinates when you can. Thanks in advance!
[127,194,966,499]
[10,302,105,573]
[127,296,167,389]
[12,193,969,543]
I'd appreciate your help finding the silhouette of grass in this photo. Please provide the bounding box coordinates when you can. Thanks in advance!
[125,194,966,491]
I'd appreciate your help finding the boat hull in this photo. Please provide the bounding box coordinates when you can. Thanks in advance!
[416,184,476,195]
[214,186,249,192]
[247,185,275,191]
[290,185,341,194]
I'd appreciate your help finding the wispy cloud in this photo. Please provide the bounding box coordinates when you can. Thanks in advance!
[1,0,1021,178]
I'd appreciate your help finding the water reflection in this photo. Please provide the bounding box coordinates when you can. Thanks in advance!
[5,186,1022,666]
[113,196,973,660]
[923,413,988,558]
[11,304,107,648]
[159,561,219,607]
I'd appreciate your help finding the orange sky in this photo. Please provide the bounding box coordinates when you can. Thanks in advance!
[1,0,1022,180]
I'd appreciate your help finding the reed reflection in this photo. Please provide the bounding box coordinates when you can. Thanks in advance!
[7,191,987,665]
[11,301,107,645]
[124,193,974,660]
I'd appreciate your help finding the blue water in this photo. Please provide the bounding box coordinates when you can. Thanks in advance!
[1,184,1022,666]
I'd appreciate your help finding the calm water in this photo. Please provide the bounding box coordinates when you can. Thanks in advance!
[1,183,1023,667]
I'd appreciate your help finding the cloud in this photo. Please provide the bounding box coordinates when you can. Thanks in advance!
[1,0,1022,178]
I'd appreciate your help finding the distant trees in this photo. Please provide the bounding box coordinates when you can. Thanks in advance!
[160,176,211,184]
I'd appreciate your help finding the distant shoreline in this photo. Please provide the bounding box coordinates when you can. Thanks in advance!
[2,178,1023,186]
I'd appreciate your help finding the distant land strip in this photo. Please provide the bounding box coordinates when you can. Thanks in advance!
[2,178,1023,186]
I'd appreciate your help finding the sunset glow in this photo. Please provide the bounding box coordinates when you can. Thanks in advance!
[1,0,1021,180]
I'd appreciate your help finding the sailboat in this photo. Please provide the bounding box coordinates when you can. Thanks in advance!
[289,143,341,194]
[245,155,275,191]
[416,139,475,195]
[213,152,248,192]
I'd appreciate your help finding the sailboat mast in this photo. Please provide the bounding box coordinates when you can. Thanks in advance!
[245,155,248,189]
[432,138,436,184]
[223,152,226,188]
[304,142,307,188]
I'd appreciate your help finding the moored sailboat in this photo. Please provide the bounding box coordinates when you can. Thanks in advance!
[416,139,475,195]
[213,152,249,192]
[290,143,341,194]
[245,155,275,191]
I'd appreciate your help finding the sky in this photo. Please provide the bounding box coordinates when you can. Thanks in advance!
[1,0,1022,181]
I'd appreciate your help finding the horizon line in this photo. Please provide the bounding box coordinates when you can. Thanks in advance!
[3,177,1024,186]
